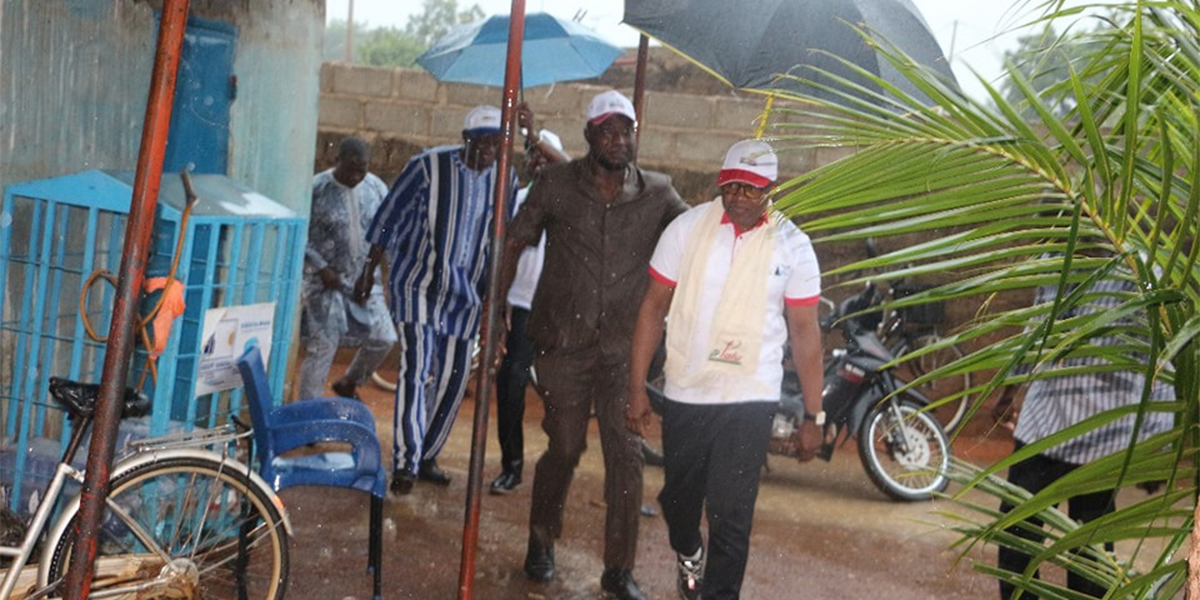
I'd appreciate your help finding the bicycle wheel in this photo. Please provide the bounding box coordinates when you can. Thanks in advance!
[857,396,950,502]
[44,456,289,599]
[905,334,972,433]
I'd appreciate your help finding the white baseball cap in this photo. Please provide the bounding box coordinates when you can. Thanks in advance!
[717,139,778,188]
[586,90,637,126]
[463,105,502,135]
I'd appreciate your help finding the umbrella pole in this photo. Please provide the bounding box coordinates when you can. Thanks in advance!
[457,0,524,598]
[62,1,190,598]
[633,34,649,146]
[754,94,775,139]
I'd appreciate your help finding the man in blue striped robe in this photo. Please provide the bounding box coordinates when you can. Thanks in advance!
[356,105,518,495]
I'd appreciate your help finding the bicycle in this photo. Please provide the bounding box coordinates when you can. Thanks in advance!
[0,378,290,600]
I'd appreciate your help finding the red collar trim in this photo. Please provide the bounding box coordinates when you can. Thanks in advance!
[721,212,768,236]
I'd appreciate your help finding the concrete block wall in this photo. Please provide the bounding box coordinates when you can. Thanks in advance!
[316,63,848,203]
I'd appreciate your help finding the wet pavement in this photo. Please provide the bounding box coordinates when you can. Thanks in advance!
[278,364,1022,600]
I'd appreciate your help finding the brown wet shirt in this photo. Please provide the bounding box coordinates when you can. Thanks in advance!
[509,159,687,360]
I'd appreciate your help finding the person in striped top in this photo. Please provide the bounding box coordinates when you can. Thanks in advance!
[355,105,521,495]
[996,271,1174,599]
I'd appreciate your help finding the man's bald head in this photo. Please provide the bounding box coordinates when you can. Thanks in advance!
[334,137,370,188]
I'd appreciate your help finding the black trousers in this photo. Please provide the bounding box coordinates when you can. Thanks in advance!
[495,307,535,474]
[998,442,1116,599]
[659,398,775,600]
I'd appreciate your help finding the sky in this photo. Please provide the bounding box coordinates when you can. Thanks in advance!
[329,0,1080,101]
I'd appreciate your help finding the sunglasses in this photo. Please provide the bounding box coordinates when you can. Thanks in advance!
[720,182,769,200]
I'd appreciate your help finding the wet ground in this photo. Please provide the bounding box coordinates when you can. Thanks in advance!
[278,358,1027,600]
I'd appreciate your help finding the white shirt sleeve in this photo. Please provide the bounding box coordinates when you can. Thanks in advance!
[648,206,697,286]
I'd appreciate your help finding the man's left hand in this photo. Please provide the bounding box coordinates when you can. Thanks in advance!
[517,102,535,135]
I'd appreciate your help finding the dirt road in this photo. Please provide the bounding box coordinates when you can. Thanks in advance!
[278,374,1017,599]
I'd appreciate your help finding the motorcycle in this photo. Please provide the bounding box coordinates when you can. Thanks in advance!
[645,280,952,502]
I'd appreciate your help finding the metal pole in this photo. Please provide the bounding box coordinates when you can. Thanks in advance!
[345,0,355,62]
[457,1,525,598]
[62,1,190,598]
[633,34,649,145]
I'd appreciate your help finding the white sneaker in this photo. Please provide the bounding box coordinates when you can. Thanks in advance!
[676,547,704,600]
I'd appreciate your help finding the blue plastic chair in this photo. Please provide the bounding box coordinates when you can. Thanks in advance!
[236,344,385,600]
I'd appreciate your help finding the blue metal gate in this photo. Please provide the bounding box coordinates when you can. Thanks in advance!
[0,170,305,511]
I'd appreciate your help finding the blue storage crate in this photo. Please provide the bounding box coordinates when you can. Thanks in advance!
[0,170,306,510]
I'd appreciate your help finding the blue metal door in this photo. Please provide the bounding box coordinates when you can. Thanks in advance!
[164,19,236,174]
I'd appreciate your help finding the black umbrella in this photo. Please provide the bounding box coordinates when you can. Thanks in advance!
[623,0,957,104]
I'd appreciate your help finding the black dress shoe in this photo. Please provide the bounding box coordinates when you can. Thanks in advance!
[523,537,555,582]
[330,378,361,401]
[390,470,415,496]
[417,459,452,486]
[600,568,648,600]
[489,471,522,494]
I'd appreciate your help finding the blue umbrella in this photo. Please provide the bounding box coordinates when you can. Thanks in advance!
[416,12,623,88]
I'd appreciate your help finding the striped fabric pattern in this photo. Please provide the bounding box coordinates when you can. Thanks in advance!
[367,145,516,338]
[393,322,474,472]
[1013,277,1175,464]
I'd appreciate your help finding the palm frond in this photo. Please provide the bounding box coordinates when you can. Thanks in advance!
[762,0,1200,596]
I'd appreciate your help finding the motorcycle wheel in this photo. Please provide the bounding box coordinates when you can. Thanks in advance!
[857,396,950,501]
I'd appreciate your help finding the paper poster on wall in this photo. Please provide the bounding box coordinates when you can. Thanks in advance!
[195,302,276,396]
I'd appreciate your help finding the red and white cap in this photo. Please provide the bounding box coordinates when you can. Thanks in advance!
[716,139,778,188]
[586,90,637,125]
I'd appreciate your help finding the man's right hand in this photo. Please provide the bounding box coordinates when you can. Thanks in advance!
[352,268,373,305]
[625,387,654,437]
[796,420,821,462]
[318,267,341,290]
[992,388,1019,431]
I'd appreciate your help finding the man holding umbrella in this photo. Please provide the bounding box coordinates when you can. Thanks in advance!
[500,90,688,600]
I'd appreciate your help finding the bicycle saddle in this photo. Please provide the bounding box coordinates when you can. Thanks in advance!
[48,377,151,420]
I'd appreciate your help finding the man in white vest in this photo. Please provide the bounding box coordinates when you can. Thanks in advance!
[626,139,824,600]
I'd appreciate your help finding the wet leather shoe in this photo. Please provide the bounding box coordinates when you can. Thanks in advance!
[417,459,452,486]
[489,471,522,494]
[390,470,415,496]
[330,378,361,401]
[600,568,647,600]
[523,537,555,582]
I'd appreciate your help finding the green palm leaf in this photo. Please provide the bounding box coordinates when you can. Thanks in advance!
[762,0,1200,596]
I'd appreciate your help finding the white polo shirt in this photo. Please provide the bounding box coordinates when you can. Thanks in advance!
[648,201,821,405]
[506,186,546,310]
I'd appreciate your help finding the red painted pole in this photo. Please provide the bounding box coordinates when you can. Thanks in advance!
[457,1,525,598]
[633,33,650,146]
[62,1,190,598]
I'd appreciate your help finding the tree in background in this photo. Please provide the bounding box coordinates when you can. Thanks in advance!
[358,27,428,68]
[404,0,485,49]
[767,0,1199,597]
[324,0,484,68]
[323,19,372,62]
[999,23,1108,118]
